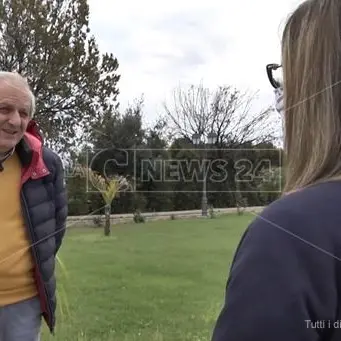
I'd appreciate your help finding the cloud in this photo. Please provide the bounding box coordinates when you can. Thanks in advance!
[88,0,305,126]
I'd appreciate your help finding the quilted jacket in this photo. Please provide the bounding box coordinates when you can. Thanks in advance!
[14,120,68,333]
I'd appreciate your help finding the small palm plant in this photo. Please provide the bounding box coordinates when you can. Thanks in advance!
[51,168,132,329]
[86,168,132,236]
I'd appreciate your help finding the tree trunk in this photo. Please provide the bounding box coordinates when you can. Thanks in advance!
[104,203,111,236]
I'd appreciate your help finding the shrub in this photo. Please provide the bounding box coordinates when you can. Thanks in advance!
[93,216,103,227]
[208,205,215,219]
[133,210,145,223]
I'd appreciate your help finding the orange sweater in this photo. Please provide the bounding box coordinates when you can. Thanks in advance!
[0,152,37,305]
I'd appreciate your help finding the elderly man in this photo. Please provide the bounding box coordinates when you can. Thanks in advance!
[0,71,67,340]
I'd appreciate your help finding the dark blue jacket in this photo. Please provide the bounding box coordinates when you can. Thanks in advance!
[13,121,68,333]
[212,181,341,341]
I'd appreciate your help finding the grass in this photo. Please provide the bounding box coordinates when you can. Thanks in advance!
[41,213,255,341]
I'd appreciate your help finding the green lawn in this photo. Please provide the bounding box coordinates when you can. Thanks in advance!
[42,213,255,341]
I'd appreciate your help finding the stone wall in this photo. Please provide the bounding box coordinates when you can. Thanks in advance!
[66,206,265,227]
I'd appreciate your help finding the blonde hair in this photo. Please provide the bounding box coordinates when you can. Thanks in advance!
[281,0,341,193]
[0,71,35,118]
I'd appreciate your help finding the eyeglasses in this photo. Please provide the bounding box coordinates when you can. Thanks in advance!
[266,63,282,89]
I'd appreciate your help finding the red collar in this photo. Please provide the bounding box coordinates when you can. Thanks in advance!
[21,120,50,184]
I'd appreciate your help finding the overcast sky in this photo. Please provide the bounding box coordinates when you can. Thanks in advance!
[87,0,304,127]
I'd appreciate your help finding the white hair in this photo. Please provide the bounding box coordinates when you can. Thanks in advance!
[0,71,35,118]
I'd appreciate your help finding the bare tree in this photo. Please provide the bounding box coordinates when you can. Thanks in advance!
[162,82,281,210]
[163,82,279,146]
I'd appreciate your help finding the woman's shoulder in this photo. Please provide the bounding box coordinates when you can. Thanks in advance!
[247,180,341,254]
[262,179,341,221]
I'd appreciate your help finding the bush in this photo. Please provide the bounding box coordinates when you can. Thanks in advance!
[92,216,103,227]
[236,197,248,215]
[257,167,284,204]
[133,210,145,223]
[208,205,215,219]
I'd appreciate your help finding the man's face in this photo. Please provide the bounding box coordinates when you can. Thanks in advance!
[0,79,31,153]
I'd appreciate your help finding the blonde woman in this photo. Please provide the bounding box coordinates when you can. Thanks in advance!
[211,1,341,340]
